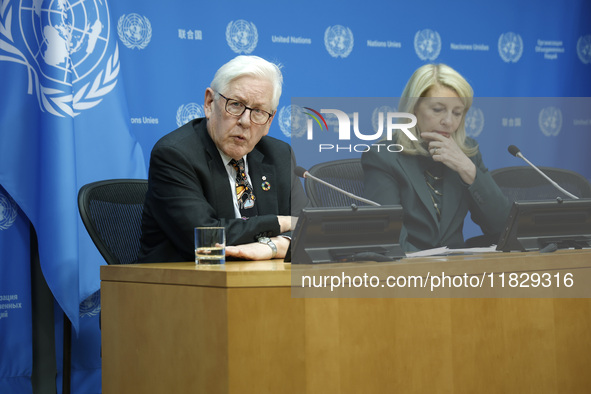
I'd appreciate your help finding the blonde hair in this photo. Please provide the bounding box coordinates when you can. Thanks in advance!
[397,64,478,157]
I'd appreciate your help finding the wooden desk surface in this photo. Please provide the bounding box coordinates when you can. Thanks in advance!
[100,249,591,394]
[101,258,291,287]
[101,248,591,296]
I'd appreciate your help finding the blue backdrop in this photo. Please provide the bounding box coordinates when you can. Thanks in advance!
[1,0,590,392]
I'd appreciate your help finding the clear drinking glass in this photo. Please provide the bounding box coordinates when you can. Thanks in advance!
[194,227,225,264]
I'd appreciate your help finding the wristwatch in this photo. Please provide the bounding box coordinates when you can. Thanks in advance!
[258,237,277,258]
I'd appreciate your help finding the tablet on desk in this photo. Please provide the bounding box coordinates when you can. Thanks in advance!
[496,199,591,252]
[289,205,404,264]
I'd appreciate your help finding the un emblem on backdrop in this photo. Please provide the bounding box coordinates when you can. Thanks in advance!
[577,35,591,65]
[465,107,485,138]
[372,105,397,132]
[226,20,258,54]
[539,107,562,137]
[498,32,523,63]
[79,290,101,318]
[278,105,307,138]
[176,103,205,127]
[117,13,152,50]
[0,191,18,231]
[324,25,354,58]
[0,0,119,117]
[414,29,441,61]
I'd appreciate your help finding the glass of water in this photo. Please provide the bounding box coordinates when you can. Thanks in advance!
[194,227,225,264]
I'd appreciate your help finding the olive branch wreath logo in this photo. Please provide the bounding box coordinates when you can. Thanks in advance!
[117,14,152,50]
[226,20,259,54]
[0,0,119,117]
[0,190,18,231]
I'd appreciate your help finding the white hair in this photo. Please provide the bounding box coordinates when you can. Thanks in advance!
[210,56,283,111]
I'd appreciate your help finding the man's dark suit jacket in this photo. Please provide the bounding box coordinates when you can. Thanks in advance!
[361,138,510,252]
[138,118,307,263]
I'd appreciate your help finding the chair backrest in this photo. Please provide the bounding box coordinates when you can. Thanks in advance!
[491,166,591,202]
[305,159,365,207]
[78,179,148,265]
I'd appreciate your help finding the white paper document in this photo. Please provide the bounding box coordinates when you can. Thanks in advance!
[405,245,500,258]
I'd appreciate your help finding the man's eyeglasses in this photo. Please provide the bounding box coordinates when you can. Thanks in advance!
[217,93,274,125]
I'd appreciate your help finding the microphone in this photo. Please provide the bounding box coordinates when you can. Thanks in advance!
[294,166,381,206]
[507,145,579,199]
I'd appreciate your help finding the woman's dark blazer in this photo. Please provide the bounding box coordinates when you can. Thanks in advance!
[361,139,510,252]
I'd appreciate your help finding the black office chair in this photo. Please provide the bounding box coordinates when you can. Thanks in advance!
[304,158,366,207]
[465,166,591,247]
[490,166,591,202]
[78,179,148,265]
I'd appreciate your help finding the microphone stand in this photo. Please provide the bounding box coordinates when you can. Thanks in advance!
[302,171,381,207]
[515,153,579,200]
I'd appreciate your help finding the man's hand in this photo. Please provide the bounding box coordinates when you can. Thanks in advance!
[225,236,290,260]
[277,215,298,233]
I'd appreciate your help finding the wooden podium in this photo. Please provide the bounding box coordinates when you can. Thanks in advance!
[100,249,591,393]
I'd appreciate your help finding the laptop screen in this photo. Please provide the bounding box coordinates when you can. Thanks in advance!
[289,205,404,264]
[496,199,591,252]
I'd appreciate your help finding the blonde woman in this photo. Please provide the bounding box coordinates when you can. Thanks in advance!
[361,64,510,252]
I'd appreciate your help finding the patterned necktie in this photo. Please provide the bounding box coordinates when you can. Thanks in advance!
[230,158,257,217]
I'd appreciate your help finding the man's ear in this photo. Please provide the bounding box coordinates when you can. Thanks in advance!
[263,112,276,135]
[204,88,215,118]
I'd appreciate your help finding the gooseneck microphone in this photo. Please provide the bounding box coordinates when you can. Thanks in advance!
[507,145,579,199]
[294,166,381,206]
